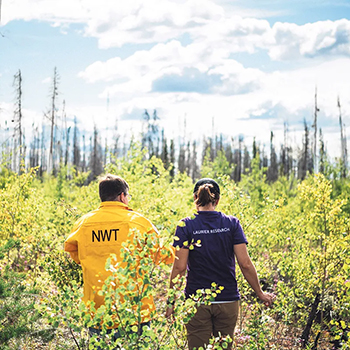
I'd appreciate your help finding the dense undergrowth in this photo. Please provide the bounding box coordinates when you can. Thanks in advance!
[0,148,349,349]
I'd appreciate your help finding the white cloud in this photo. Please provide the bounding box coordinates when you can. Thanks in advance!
[190,16,273,55]
[79,39,265,97]
[78,40,226,96]
[2,0,350,160]
[80,3,350,63]
[7,57,348,159]
[270,19,350,60]
[3,0,350,63]
[2,0,223,47]
[81,0,224,48]
[78,32,350,134]
[208,60,265,95]
[1,0,89,25]
[132,58,350,139]
[260,58,350,120]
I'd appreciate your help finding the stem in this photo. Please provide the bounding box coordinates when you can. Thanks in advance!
[170,327,182,349]
[311,331,321,350]
[111,286,132,343]
[68,326,81,350]
[154,322,172,350]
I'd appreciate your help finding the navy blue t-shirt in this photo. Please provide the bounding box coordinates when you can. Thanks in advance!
[173,211,248,301]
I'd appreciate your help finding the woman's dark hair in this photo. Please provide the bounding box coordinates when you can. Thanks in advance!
[193,178,220,207]
[99,174,129,202]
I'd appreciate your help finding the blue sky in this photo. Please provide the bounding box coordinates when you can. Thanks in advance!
[1,0,350,158]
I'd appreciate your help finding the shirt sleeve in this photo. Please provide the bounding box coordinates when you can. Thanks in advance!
[173,219,191,249]
[64,217,83,264]
[232,218,248,245]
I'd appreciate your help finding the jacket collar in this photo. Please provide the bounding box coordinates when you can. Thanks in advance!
[99,201,130,210]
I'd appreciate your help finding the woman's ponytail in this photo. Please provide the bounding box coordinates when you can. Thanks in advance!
[194,183,219,207]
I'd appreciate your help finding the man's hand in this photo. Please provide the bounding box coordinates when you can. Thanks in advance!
[257,292,276,307]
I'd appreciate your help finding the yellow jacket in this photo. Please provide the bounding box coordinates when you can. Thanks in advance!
[64,201,174,323]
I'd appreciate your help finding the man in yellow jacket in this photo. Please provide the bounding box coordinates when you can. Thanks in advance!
[64,174,173,342]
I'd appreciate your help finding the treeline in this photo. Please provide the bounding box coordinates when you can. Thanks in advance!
[1,68,349,182]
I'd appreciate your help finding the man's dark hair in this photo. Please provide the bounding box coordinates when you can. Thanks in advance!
[99,174,129,202]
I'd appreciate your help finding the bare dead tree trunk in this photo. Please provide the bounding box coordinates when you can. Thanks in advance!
[298,119,312,180]
[170,139,175,179]
[13,69,23,174]
[88,125,103,182]
[280,122,291,177]
[48,67,59,174]
[338,97,348,178]
[104,137,107,168]
[82,134,86,172]
[301,293,321,348]
[185,141,191,176]
[312,86,319,173]
[243,145,251,175]
[73,116,81,171]
[233,136,243,182]
[178,143,186,173]
[319,128,326,174]
[191,140,199,181]
[65,127,71,167]
[160,129,168,169]
[112,117,119,161]
[59,100,66,169]
[267,131,278,182]
[39,122,45,177]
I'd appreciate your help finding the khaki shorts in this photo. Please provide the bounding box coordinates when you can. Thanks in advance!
[186,301,239,350]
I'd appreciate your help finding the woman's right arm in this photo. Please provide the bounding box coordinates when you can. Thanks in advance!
[169,247,189,289]
[166,247,189,317]
[234,243,275,306]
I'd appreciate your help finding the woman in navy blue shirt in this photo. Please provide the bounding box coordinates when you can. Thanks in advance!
[166,178,274,350]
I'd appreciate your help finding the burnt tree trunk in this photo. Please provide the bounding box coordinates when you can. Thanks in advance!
[301,293,321,348]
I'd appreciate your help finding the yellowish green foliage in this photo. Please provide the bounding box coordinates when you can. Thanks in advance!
[0,151,349,349]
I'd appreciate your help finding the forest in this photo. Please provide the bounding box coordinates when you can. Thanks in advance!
[0,68,349,349]
[1,68,349,184]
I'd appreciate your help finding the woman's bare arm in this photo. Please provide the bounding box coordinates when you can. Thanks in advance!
[234,243,275,306]
[166,247,189,317]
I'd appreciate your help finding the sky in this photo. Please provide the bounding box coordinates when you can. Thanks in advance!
[1,0,350,159]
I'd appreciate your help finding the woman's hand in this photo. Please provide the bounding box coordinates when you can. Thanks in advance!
[257,291,276,307]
